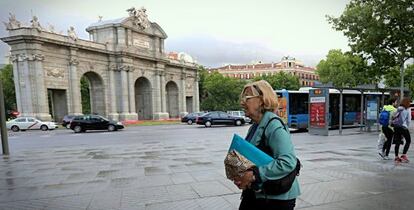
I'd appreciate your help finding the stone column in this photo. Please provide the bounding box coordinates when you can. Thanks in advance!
[194,73,200,112]
[18,54,34,116]
[160,72,167,114]
[127,29,132,46]
[127,68,138,120]
[152,69,168,120]
[32,53,51,120]
[118,65,130,120]
[10,55,22,114]
[117,27,126,46]
[69,48,82,115]
[179,71,188,117]
[108,64,119,121]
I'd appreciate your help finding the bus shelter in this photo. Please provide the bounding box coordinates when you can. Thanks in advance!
[308,84,409,136]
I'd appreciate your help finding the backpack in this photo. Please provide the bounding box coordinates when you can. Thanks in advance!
[391,109,404,127]
[256,116,301,195]
[379,110,390,126]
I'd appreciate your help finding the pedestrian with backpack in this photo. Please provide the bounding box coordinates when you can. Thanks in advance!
[392,98,412,163]
[234,80,300,210]
[378,98,398,160]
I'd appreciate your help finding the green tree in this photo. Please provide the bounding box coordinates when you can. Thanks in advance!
[200,72,246,111]
[328,0,414,94]
[316,49,369,88]
[253,71,300,90]
[384,64,414,100]
[0,64,16,118]
[197,65,209,105]
[80,76,91,114]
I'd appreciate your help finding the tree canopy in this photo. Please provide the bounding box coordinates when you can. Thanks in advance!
[200,71,246,111]
[253,71,300,90]
[0,64,16,118]
[328,0,414,81]
[316,49,369,88]
[384,64,414,99]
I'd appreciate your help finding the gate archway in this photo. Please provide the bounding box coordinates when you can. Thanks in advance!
[135,77,153,120]
[80,71,106,115]
[166,81,179,118]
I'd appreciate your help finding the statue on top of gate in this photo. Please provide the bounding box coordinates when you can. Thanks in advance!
[126,6,150,30]
[3,13,21,30]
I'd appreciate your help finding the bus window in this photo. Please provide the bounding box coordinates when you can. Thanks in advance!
[289,93,308,115]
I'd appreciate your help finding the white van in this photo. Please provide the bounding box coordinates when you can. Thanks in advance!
[227,111,252,124]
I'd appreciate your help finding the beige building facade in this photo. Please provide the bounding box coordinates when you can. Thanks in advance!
[1,8,199,122]
[210,56,319,87]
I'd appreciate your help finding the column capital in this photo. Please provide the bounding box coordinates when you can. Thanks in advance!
[69,57,79,66]
[10,54,18,63]
[110,64,134,72]
[154,69,165,76]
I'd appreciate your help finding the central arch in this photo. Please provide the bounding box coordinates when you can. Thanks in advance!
[166,81,179,118]
[81,71,106,115]
[135,77,153,120]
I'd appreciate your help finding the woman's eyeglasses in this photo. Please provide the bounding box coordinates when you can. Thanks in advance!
[240,84,263,103]
[241,95,259,103]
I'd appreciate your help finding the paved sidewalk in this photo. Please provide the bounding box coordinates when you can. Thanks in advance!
[1,126,414,210]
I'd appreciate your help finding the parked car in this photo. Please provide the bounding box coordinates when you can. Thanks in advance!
[6,117,58,132]
[181,112,205,125]
[196,111,245,127]
[62,115,83,129]
[227,110,252,124]
[69,115,124,133]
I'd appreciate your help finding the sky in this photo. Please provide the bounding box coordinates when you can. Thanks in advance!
[0,0,351,68]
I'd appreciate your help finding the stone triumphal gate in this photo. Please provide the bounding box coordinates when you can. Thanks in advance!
[1,8,199,122]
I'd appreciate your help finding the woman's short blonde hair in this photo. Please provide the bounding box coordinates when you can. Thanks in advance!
[241,80,278,113]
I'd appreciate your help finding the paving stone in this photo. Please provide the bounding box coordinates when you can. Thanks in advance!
[169,172,196,184]
[145,199,200,210]
[87,190,122,210]
[166,184,199,201]
[196,196,234,210]
[45,194,93,210]
[191,181,233,197]
[2,126,414,209]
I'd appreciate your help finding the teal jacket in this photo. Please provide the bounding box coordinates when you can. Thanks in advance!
[246,111,300,200]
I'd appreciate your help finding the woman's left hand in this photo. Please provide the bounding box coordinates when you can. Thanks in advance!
[233,170,255,190]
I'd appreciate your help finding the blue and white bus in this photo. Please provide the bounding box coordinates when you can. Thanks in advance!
[276,88,388,130]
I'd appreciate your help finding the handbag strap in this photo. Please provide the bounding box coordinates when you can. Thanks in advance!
[258,116,287,157]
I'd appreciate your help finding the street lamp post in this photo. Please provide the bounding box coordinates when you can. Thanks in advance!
[0,76,9,155]
[400,63,404,101]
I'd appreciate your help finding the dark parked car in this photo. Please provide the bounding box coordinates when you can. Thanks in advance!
[181,112,205,125]
[69,115,124,133]
[196,111,245,127]
[62,115,83,128]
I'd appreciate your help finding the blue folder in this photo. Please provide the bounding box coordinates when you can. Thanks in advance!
[228,134,273,166]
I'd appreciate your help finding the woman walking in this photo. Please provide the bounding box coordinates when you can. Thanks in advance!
[233,80,300,210]
[393,98,412,163]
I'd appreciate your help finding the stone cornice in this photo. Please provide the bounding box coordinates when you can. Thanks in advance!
[2,28,196,70]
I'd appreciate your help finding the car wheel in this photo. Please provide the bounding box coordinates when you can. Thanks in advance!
[74,125,82,133]
[11,125,20,132]
[40,125,48,131]
[235,120,242,126]
[205,121,212,127]
[108,124,116,132]
[187,119,193,125]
